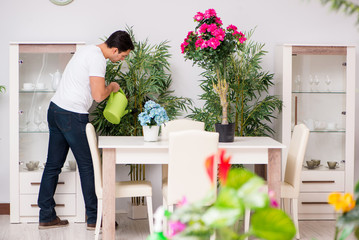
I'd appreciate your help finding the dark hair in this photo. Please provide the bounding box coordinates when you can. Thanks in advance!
[105,30,134,53]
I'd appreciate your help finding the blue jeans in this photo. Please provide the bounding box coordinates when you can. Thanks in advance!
[38,102,97,224]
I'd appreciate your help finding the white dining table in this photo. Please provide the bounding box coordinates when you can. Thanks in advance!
[98,136,285,240]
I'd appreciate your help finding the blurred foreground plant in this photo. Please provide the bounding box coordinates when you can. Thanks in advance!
[328,181,359,240]
[147,149,296,240]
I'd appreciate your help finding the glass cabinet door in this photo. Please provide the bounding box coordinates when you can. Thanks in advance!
[291,48,347,169]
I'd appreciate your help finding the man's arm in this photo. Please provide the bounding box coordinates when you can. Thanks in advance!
[90,76,120,102]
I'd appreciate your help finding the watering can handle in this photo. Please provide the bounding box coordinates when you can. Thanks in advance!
[118,88,125,95]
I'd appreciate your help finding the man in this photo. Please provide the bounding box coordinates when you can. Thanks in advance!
[37,30,134,229]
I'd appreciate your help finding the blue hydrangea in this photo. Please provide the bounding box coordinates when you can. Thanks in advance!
[138,100,169,126]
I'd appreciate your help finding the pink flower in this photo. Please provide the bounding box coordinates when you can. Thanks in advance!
[207,23,218,33]
[213,28,225,41]
[177,196,188,207]
[198,23,209,34]
[180,40,189,54]
[195,37,204,49]
[186,31,194,38]
[215,17,223,26]
[194,12,204,22]
[207,37,220,49]
[168,221,186,237]
[268,190,279,208]
[227,24,238,31]
[239,36,247,44]
[204,8,217,19]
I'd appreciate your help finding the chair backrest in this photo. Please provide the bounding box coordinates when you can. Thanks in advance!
[284,124,310,197]
[167,130,219,205]
[161,119,205,140]
[86,123,103,198]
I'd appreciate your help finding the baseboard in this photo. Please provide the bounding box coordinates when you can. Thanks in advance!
[0,203,10,215]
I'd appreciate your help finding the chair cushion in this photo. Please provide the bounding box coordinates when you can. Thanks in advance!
[97,180,152,199]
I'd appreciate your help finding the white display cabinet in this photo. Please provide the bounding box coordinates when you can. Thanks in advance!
[9,43,86,223]
[280,45,355,219]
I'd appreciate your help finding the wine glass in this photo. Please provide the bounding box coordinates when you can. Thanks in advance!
[294,75,301,91]
[314,75,320,92]
[34,106,43,131]
[309,75,314,92]
[325,75,331,92]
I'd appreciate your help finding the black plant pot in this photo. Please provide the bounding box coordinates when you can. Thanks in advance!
[215,123,235,142]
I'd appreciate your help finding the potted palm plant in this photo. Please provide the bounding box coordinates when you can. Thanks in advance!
[188,29,282,138]
[91,27,192,219]
[181,8,247,142]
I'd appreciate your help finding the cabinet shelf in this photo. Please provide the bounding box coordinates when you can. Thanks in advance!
[292,91,346,94]
[19,130,49,134]
[19,90,55,93]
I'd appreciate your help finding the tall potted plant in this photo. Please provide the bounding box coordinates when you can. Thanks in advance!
[181,8,247,142]
[91,27,192,218]
[188,29,282,138]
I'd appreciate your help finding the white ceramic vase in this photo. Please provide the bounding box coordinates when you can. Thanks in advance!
[143,125,160,142]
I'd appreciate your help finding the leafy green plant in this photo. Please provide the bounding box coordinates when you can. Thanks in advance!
[147,149,296,240]
[90,27,192,205]
[320,0,359,25]
[181,9,247,125]
[0,85,5,94]
[328,181,359,239]
[188,29,282,137]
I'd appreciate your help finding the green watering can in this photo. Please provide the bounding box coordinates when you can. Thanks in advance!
[103,88,129,124]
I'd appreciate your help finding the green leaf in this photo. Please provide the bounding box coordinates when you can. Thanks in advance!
[338,225,355,240]
[250,208,296,240]
[216,187,243,209]
[237,177,268,210]
[202,206,242,227]
[226,168,255,190]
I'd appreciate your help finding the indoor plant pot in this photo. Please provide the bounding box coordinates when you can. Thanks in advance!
[142,125,160,142]
[215,123,235,142]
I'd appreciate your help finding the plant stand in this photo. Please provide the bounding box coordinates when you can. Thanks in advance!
[215,123,235,142]
[127,202,148,220]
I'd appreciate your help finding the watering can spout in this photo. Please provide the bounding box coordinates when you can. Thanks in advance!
[103,88,129,124]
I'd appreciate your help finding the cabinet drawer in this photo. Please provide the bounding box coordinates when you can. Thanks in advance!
[299,192,339,214]
[20,194,76,217]
[300,170,344,192]
[20,171,76,194]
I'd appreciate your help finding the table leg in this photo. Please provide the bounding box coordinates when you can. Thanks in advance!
[102,148,116,240]
[267,148,281,204]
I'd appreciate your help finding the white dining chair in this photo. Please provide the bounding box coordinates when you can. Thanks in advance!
[86,123,154,240]
[162,130,219,231]
[160,119,205,184]
[244,123,309,239]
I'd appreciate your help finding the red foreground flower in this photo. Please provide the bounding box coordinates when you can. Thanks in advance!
[205,154,215,185]
[218,149,231,185]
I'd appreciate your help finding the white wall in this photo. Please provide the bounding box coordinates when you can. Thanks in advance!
[1,0,359,211]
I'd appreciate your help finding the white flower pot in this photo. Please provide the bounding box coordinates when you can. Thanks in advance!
[143,125,160,142]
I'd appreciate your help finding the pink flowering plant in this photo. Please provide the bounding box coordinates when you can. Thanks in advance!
[181,9,247,124]
[147,150,296,240]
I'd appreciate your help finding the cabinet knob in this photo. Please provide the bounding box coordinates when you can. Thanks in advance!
[342,111,346,115]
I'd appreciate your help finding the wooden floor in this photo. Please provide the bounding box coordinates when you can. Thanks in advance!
[0,214,357,240]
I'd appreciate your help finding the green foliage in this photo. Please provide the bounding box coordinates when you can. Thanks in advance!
[320,0,359,25]
[335,180,359,239]
[91,26,192,136]
[0,85,5,94]
[188,29,282,137]
[152,168,295,240]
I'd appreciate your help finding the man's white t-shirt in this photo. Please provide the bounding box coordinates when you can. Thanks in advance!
[51,45,106,114]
